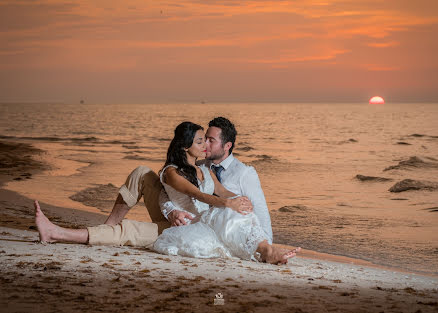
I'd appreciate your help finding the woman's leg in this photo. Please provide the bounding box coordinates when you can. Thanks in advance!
[34,200,89,244]
[256,240,301,265]
[207,208,300,264]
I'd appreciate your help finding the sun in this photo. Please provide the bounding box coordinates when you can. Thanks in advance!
[369,96,385,104]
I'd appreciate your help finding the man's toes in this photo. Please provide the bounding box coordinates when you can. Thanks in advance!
[34,201,42,214]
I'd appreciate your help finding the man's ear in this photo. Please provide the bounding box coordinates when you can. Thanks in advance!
[224,142,232,153]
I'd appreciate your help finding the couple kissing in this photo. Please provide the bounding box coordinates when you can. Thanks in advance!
[35,117,300,264]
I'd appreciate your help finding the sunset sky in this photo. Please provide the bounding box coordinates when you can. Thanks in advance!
[1,0,437,103]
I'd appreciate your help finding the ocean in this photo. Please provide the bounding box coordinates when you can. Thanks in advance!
[1,102,437,275]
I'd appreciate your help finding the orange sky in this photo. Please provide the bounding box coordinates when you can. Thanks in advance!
[1,0,437,103]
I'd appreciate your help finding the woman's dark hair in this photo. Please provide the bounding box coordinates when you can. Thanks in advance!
[208,117,237,153]
[163,121,204,187]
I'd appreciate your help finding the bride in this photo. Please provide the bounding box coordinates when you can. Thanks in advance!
[33,121,299,264]
[153,121,299,264]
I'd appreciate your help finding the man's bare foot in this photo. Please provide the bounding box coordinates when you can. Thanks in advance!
[262,246,301,265]
[34,200,60,243]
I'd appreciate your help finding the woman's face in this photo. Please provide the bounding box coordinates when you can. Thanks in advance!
[186,129,206,159]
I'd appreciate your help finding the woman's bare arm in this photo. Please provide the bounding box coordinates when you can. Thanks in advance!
[209,168,236,198]
[163,167,252,214]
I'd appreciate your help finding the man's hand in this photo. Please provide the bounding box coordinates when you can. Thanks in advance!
[168,210,194,226]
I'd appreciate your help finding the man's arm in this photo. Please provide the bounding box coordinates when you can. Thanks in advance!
[240,167,273,243]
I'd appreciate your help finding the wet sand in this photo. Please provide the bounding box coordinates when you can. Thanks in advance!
[1,140,437,312]
[0,141,106,231]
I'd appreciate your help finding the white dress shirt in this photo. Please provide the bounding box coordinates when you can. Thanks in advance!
[159,154,273,244]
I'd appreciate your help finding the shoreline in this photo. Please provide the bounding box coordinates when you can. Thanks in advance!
[1,139,438,312]
[0,139,436,277]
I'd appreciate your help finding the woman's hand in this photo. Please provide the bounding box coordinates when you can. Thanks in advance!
[168,210,194,226]
[226,196,253,215]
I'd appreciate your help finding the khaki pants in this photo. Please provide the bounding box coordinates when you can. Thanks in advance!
[87,166,171,247]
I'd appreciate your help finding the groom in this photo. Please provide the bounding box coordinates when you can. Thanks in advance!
[160,117,272,243]
[91,117,272,246]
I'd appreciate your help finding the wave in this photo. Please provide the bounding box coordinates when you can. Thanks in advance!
[337,138,358,144]
[388,179,438,192]
[0,135,64,142]
[384,156,438,171]
[247,154,280,170]
[123,145,142,149]
[122,145,162,151]
[408,133,438,139]
[235,146,254,152]
[71,137,100,142]
[424,207,438,212]
[151,137,171,142]
[106,140,136,145]
[277,205,309,213]
[235,143,255,152]
[355,174,392,182]
[0,134,136,145]
[0,134,99,142]
[123,155,164,162]
[248,154,277,161]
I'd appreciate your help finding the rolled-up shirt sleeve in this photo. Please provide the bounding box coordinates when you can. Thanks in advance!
[240,167,273,244]
[159,188,177,220]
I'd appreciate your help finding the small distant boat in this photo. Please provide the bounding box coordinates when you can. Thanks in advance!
[201,100,206,104]
[80,99,85,104]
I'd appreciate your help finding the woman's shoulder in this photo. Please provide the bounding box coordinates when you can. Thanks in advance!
[159,164,178,184]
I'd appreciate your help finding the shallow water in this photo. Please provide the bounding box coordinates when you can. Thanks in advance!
[1,102,437,274]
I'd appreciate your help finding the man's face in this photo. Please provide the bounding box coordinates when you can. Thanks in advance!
[205,126,226,162]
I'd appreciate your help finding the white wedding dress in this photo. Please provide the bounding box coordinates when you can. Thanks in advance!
[153,164,267,260]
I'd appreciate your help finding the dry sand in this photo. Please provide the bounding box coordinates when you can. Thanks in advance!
[1,140,437,312]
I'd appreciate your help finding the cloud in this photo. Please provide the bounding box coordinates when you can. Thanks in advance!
[1,0,438,101]
[363,64,401,71]
[239,49,351,66]
[367,41,400,48]
[0,1,81,32]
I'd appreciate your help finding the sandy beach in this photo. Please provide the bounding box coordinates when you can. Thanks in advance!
[1,140,437,313]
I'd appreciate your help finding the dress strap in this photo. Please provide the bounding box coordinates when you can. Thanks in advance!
[159,164,178,185]
[198,164,211,180]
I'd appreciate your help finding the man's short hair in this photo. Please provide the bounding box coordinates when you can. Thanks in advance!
[208,117,237,154]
